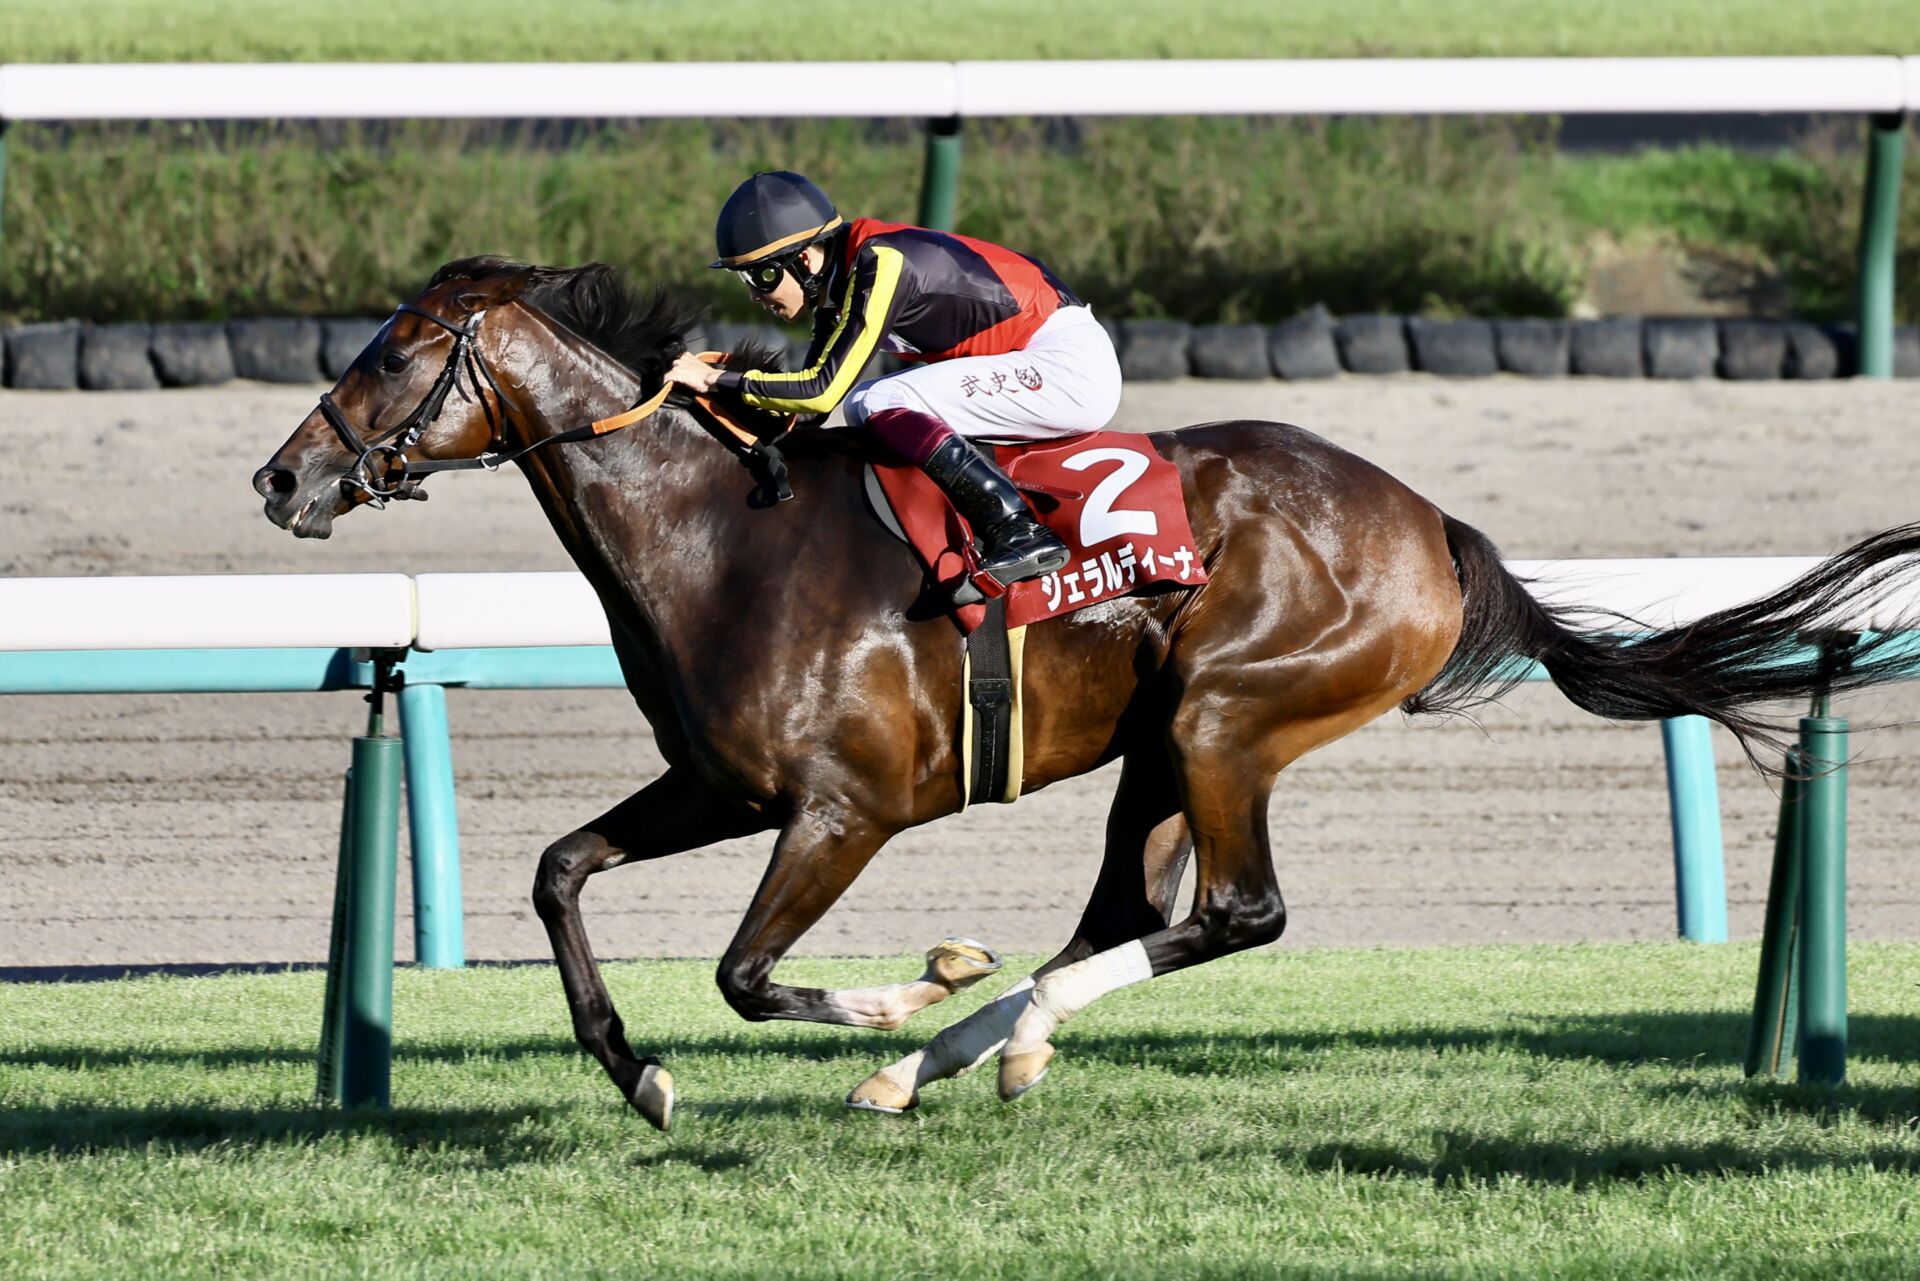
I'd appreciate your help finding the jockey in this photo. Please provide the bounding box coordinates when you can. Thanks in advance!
[666,170,1123,593]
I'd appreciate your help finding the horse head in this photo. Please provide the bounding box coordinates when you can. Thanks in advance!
[252,264,545,538]
[256,255,726,540]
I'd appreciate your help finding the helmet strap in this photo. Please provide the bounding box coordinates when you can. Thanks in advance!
[793,226,848,305]
[783,250,826,305]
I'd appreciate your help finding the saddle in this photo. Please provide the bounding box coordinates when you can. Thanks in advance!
[866,431,1208,809]
[863,432,1208,635]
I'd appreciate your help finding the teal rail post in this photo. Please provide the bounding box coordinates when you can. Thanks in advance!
[1660,716,1727,942]
[918,116,962,231]
[318,654,405,1109]
[1796,709,1850,1085]
[1856,112,1907,378]
[1744,747,1806,1079]
[398,678,465,969]
[315,767,357,1103]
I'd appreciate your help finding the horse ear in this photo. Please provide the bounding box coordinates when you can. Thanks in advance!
[456,271,529,312]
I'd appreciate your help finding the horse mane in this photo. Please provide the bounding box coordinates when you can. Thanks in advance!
[427,255,787,390]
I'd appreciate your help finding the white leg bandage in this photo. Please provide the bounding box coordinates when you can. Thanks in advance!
[1007,940,1154,1053]
[871,977,1036,1096]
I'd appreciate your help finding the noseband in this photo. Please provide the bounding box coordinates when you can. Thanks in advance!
[316,303,518,505]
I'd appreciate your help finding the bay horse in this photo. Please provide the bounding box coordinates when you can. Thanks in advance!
[256,258,1920,1129]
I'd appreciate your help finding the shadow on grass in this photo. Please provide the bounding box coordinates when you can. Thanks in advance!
[1060,1011,1920,1076]
[0,1028,918,1074]
[630,1145,757,1173]
[1640,1077,1920,1128]
[0,1101,572,1163]
[8,1011,1920,1078]
[1286,1127,1920,1188]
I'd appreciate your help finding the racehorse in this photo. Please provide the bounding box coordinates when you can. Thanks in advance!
[256,258,1920,1130]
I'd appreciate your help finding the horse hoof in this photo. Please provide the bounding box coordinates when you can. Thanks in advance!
[926,937,1003,991]
[629,1063,674,1131]
[846,1069,918,1115]
[998,1044,1054,1101]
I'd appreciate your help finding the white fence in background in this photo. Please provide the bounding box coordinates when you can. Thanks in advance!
[2,58,1918,120]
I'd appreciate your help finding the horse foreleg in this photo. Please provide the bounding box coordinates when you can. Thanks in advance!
[533,768,766,1129]
[715,805,985,1030]
[848,749,1192,1113]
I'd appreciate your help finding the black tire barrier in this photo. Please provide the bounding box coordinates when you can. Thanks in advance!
[1897,326,1920,378]
[1645,318,1720,380]
[227,318,324,383]
[1408,317,1498,377]
[1494,319,1570,376]
[151,323,239,388]
[5,321,81,390]
[1336,314,1410,374]
[697,321,747,353]
[700,322,802,373]
[1717,320,1788,381]
[1189,324,1271,380]
[1783,322,1839,379]
[321,318,383,380]
[79,324,160,391]
[1118,320,1193,381]
[5,311,1913,390]
[1571,318,1644,377]
[1268,306,1341,379]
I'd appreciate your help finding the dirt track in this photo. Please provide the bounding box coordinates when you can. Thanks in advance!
[3,376,1918,968]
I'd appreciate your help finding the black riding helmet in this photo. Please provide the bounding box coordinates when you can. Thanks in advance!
[709,171,842,302]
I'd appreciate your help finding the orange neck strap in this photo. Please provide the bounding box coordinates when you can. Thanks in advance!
[588,381,674,436]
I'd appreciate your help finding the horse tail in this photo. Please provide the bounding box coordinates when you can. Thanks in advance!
[1404,512,1920,763]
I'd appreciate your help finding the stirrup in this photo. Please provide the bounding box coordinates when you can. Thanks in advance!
[950,522,1069,606]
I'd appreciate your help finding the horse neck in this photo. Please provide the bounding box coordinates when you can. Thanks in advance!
[490,306,741,654]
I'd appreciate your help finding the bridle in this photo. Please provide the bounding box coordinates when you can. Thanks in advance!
[315,300,671,507]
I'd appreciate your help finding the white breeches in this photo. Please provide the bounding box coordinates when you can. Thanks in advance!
[843,305,1123,443]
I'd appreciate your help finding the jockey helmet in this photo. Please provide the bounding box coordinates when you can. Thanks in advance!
[709,171,843,271]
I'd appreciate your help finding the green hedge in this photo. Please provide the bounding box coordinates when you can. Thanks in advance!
[3,118,1915,326]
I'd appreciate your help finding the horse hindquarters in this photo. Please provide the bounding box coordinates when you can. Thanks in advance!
[994,470,1465,1098]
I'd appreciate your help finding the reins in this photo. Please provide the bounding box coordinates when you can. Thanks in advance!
[316,300,676,507]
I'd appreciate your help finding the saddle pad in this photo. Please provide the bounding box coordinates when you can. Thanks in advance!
[869,432,1208,633]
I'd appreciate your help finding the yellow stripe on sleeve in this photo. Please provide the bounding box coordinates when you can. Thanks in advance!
[740,245,903,415]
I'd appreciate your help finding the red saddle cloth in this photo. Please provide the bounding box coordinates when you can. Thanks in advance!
[869,432,1209,634]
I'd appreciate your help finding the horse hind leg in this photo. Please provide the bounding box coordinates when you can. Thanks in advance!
[995,753,1281,1099]
[847,747,1192,1113]
[996,690,1406,1101]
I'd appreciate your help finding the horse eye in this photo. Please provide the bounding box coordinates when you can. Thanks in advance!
[381,350,411,374]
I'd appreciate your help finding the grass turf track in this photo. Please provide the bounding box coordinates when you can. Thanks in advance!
[3,0,1918,62]
[2,945,1916,1279]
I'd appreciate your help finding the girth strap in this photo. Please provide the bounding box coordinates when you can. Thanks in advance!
[964,596,1021,807]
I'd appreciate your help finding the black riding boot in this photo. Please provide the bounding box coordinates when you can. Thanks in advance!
[921,436,1071,595]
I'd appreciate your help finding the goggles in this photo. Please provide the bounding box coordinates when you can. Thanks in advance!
[737,258,793,295]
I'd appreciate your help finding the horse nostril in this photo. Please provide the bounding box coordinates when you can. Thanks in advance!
[253,466,298,499]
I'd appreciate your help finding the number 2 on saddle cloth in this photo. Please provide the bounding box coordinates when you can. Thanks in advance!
[868,434,1209,635]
